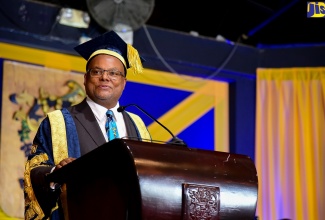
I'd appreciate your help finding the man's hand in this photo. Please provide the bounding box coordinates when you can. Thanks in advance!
[54,157,76,172]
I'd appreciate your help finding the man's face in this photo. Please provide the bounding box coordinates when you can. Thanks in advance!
[84,54,127,109]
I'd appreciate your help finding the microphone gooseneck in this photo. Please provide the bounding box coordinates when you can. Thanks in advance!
[118,104,187,146]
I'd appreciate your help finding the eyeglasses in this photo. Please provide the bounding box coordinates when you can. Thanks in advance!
[87,68,125,80]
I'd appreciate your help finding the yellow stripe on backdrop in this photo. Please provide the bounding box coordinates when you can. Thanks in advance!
[128,69,229,152]
[0,42,229,218]
[0,42,86,72]
[255,67,325,220]
[0,208,21,220]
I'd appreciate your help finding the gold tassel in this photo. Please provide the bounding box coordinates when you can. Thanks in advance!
[127,44,143,74]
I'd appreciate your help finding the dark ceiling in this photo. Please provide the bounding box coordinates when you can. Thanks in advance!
[10,0,325,47]
[146,0,325,47]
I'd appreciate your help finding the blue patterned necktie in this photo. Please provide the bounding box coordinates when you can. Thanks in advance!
[105,110,119,141]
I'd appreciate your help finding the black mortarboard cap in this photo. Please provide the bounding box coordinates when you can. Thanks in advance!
[74,31,144,75]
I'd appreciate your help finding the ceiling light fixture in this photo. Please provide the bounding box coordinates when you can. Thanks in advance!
[58,8,90,28]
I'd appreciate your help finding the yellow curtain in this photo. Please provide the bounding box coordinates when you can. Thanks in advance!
[255,67,325,220]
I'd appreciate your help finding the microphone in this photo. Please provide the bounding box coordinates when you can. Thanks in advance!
[117,104,187,146]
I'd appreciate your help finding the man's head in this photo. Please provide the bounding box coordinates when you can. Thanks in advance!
[74,31,144,109]
[74,31,144,76]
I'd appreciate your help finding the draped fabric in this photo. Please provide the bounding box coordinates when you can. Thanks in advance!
[255,67,325,220]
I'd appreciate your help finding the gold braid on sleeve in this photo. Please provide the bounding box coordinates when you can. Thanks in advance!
[24,152,51,220]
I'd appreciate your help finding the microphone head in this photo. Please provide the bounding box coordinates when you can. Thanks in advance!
[117,106,125,112]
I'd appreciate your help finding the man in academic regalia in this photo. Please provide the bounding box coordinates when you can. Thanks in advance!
[24,30,151,220]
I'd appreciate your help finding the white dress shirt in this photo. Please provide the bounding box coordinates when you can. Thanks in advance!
[86,97,127,141]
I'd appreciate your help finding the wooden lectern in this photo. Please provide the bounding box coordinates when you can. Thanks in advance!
[47,139,258,220]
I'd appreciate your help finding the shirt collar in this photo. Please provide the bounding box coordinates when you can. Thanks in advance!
[86,97,120,121]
